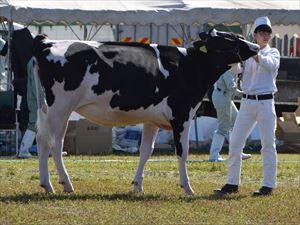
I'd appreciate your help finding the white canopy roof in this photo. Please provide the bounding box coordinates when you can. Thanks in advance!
[0,0,299,26]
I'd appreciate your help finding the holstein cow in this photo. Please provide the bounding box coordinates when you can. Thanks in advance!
[0,27,34,131]
[32,29,259,195]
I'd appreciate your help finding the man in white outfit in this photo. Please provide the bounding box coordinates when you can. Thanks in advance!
[209,68,252,162]
[215,16,280,196]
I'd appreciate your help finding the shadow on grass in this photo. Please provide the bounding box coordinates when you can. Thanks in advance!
[183,193,248,201]
[0,192,172,204]
[75,145,258,157]
[0,191,246,204]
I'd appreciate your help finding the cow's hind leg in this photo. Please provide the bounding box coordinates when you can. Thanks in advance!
[49,113,74,193]
[37,109,55,192]
[37,135,54,192]
[51,138,74,193]
[172,120,194,195]
[133,124,158,193]
[37,106,73,193]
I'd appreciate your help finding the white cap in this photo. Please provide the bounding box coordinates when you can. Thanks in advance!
[253,16,272,33]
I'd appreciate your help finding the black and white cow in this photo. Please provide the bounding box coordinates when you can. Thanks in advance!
[32,29,259,195]
[0,27,34,130]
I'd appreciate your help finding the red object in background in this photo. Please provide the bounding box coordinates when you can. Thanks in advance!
[290,45,294,56]
[296,38,300,57]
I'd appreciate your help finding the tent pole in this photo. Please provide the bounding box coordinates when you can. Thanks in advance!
[150,23,153,43]
[194,116,199,150]
[116,24,120,42]
[38,25,42,34]
[83,25,88,40]
[67,24,81,40]
[134,25,137,42]
[166,24,169,46]
[241,24,247,39]
[89,25,103,41]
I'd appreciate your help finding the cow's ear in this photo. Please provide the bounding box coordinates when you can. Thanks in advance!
[193,40,205,48]
[199,45,207,53]
[209,28,218,37]
[198,32,208,42]
[193,40,207,53]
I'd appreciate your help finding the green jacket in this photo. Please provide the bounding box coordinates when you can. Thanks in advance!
[214,70,241,100]
[26,58,45,132]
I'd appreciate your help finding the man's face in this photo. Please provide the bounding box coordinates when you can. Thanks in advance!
[253,31,272,48]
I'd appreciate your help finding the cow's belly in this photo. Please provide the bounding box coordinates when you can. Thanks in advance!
[75,96,173,130]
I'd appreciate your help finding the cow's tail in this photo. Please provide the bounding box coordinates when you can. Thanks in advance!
[32,57,55,149]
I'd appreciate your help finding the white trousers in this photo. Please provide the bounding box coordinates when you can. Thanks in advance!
[227,98,277,188]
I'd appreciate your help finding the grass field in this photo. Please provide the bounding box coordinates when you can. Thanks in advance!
[0,153,299,225]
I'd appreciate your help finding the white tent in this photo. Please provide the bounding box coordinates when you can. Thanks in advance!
[0,0,299,26]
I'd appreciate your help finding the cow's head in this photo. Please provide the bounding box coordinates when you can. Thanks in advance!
[195,29,259,65]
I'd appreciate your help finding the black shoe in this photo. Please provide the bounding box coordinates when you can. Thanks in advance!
[253,186,273,196]
[214,184,239,195]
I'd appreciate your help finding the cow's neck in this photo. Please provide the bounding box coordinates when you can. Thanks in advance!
[181,50,230,102]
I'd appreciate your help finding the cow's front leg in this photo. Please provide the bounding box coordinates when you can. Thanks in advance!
[133,124,158,193]
[172,120,194,195]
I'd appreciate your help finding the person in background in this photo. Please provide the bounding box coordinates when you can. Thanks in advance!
[17,56,40,158]
[19,33,67,158]
[1,30,66,158]
[215,16,280,196]
[209,67,252,162]
[0,27,34,158]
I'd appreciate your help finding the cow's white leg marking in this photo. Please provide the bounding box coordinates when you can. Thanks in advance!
[175,120,194,195]
[133,124,159,193]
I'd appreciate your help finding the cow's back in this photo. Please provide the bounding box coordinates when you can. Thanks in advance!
[33,37,188,128]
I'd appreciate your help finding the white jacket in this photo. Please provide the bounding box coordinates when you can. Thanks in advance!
[241,45,280,95]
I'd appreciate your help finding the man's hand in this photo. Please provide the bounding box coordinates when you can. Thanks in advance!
[234,88,243,98]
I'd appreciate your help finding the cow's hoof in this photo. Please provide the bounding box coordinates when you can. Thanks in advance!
[59,179,74,193]
[62,184,74,193]
[180,184,195,196]
[63,188,74,193]
[40,184,55,193]
[132,180,143,193]
[63,186,74,193]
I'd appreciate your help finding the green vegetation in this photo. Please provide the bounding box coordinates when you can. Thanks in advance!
[0,154,299,225]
